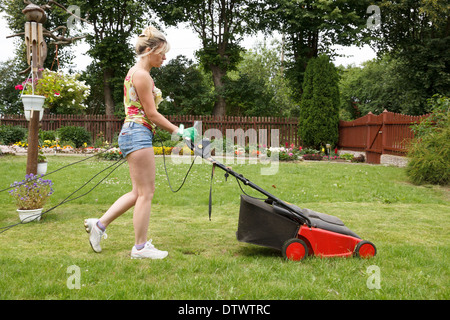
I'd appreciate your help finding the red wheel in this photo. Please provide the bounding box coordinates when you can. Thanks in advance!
[354,240,377,258]
[282,239,309,261]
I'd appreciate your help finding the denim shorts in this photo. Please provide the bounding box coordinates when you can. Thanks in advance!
[118,122,153,157]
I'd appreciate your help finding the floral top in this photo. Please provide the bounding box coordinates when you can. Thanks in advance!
[123,70,163,132]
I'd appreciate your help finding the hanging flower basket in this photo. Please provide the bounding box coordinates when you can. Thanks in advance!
[21,94,45,121]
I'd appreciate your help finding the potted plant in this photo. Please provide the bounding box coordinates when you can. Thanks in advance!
[37,150,48,175]
[16,68,61,121]
[15,69,90,118]
[9,173,54,223]
[15,77,46,121]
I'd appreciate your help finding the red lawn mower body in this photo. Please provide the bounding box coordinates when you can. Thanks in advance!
[284,225,376,261]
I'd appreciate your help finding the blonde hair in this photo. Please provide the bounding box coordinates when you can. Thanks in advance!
[135,26,170,58]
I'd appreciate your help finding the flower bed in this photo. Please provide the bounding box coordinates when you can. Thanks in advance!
[1,139,351,163]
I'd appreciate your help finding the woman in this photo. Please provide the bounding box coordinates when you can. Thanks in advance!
[84,26,196,259]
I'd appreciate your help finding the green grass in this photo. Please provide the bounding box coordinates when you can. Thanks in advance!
[0,154,449,300]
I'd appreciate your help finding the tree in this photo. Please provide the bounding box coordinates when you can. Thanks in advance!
[77,0,151,116]
[368,0,450,114]
[147,0,254,116]
[224,40,298,117]
[253,0,372,101]
[0,58,24,115]
[299,55,340,149]
[151,55,215,115]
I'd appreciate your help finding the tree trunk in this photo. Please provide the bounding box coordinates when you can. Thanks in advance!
[210,64,227,117]
[103,68,115,116]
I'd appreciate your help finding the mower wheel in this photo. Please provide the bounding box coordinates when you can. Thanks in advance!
[354,240,377,258]
[282,238,309,261]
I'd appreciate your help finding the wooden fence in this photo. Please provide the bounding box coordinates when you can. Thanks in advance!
[0,114,300,147]
[338,110,428,163]
[1,111,427,162]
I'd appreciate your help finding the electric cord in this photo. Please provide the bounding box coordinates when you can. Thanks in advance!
[0,146,118,193]
[1,126,212,234]
[154,130,197,193]
[0,155,126,234]
[0,131,196,233]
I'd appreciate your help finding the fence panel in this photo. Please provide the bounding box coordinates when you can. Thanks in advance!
[338,110,428,163]
[1,114,300,147]
[2,111,427,159]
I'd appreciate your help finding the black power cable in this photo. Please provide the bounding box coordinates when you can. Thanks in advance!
[0,151,125,234]
[0,147,117,193]
[0,132,198,234]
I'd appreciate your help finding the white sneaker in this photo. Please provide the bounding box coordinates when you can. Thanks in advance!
[84,218,107,253]
[131,240,168,259]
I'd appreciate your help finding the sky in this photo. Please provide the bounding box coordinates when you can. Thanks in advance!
[0,12,377,72]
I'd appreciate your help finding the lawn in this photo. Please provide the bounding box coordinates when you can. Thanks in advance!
[0,154,448,301]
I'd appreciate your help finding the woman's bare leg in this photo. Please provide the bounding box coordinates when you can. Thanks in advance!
[99,191,138,228]
[125,147,156,245]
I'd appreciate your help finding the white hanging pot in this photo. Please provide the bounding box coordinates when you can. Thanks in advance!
[21,95,45,121]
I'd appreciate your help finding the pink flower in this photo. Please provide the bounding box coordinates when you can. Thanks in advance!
[289,153,293,157]
[15,85,23,90]
[54,92,60,97]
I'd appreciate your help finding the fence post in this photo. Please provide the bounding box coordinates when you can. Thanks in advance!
[382,109,388,155]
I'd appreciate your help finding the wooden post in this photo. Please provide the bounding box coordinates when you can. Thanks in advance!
[25,24,40,175]
[26,110,40,175]
[23,4,46,176]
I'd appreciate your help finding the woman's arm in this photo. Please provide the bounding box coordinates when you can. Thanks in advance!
[133,69,179,134]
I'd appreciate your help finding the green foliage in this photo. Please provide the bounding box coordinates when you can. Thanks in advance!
[151,55,215,115]
[96,148,123,161]
[406,96,450,185]
[38,129,57,142]
[0,125,27,145]
[338,52,450,118]
[366,0,450,115]
[0,58,25,115]
[56,126,92,148]
[224,41,298,117]
[254,0,372,100]
[21,69,90,114]
[299,55,340,149]
[77,0,149,115]
[223,73,272,116]
[149,0,253,116]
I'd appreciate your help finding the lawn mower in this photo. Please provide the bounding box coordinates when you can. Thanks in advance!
[182,129,377,261]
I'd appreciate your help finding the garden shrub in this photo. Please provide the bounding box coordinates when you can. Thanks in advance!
[351,154,365,163]
[340,153,355,161]
[407,95,449,185]
[57,126,92,148]
[39,129,57,142]
[302,154,323,161]
[0,125,27,145]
